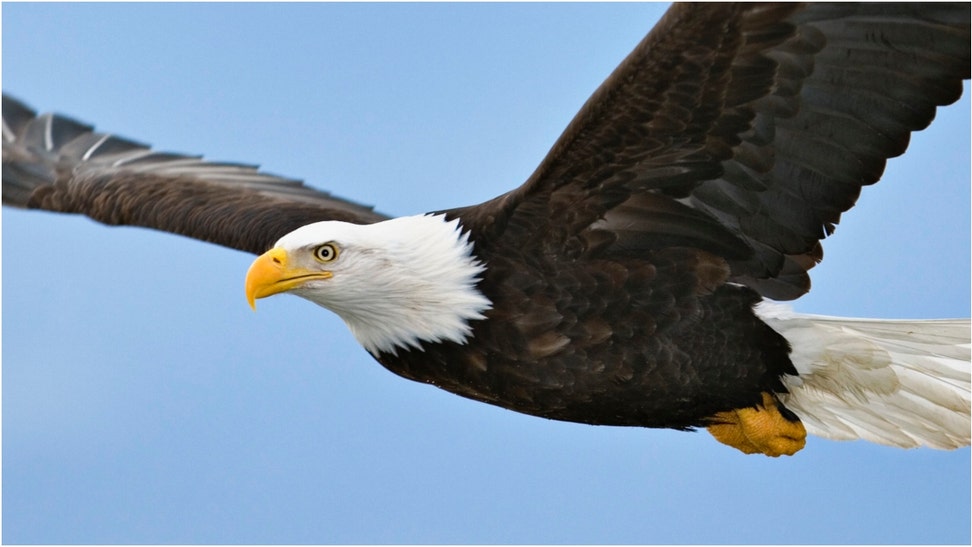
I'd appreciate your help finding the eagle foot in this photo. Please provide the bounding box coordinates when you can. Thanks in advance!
[706,392,807,457]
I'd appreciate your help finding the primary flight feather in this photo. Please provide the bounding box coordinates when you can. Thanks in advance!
[3,2,970,456]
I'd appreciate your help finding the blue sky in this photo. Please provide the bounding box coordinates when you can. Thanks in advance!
[2,3,969,544]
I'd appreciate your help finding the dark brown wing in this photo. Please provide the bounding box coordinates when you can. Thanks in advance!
[2,94,388,255]
[461,3,970,300]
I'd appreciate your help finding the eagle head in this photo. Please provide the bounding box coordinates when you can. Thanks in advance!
[245,214,492,356]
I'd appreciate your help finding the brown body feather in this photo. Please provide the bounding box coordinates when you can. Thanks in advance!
[382,243,794,429]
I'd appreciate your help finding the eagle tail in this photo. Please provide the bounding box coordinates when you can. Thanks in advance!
[756,302,971,450]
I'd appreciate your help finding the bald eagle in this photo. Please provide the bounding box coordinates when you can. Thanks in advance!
[3,3,970,456]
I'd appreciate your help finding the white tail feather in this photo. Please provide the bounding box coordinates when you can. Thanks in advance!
[755,303,971,450]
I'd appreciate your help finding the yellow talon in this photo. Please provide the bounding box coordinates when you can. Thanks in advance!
[706,392,807,457]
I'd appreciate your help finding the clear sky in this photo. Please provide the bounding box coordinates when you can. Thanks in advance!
[2,3,969,544]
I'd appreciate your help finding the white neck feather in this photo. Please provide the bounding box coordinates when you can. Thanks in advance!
[281,214,492,356]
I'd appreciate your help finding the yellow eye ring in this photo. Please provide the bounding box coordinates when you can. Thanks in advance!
[313,243,339,263]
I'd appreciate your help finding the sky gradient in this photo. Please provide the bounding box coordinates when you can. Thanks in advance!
[3,3,970,544]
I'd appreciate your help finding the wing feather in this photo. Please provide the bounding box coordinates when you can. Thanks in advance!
[470,3,969,300]
[2,95,388,255]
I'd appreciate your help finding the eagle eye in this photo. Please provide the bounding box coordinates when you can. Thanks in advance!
[313,243,339,263]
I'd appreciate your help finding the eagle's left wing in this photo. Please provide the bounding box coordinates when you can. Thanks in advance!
[2,94,389,255]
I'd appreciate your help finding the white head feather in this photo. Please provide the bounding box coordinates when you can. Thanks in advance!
[273,213,492,356]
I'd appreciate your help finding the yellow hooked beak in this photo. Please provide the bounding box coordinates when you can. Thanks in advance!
[245,247,333,310]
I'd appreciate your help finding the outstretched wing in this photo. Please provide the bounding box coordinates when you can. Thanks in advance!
[2,94,389,255]
[467,3,969,300]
